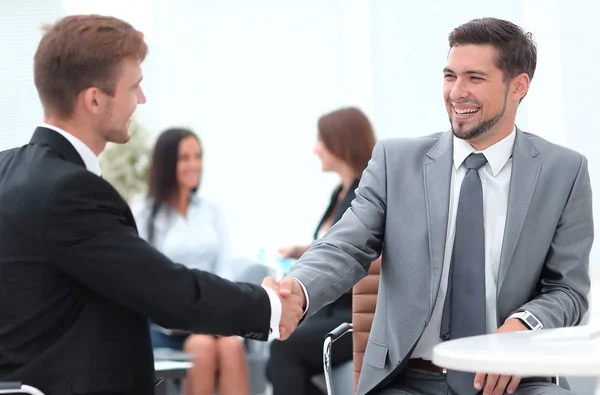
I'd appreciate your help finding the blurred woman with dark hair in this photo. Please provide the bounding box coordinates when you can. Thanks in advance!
[267,107,377,395]
[132,128,249,395]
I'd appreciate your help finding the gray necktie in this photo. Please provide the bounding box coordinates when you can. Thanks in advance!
[440,153,488,395]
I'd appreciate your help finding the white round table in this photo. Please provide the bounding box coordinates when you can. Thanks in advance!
[432,326,600,394]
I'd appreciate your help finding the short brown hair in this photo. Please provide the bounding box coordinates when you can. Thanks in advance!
[34,14,148,118]
[448,17,537,83]
[318,107,376,176]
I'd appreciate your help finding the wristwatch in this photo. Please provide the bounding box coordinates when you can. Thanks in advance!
[511,310,543,331]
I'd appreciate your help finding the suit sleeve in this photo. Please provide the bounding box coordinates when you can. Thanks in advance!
[517,155,593,327]
[43,171,271,340]
[287,140,388,317]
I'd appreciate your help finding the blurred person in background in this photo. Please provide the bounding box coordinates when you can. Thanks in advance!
[132,128,249,395]
[267,107,376,395]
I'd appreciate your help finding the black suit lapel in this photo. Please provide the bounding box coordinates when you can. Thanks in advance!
[30,127,86,169]
[30,127,138,234]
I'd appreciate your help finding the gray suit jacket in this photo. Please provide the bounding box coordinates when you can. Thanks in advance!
[287,129,593,395]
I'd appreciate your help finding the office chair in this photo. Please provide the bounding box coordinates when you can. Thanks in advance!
[0,383,44,395]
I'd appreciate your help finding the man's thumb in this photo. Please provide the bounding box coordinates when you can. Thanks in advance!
[279,277,293,297]
[261,276,278,289]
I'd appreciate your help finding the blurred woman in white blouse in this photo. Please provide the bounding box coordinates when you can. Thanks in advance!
[132,128,249,395]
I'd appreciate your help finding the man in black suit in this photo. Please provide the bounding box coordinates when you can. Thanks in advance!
[0,14,303,395]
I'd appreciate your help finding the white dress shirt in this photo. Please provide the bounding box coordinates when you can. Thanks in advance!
[412,127,536,359]
[38,122,282,339]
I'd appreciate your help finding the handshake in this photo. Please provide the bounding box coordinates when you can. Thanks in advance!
[262,276,306,340]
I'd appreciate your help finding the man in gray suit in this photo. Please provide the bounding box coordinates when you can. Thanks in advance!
[273,17,593,395]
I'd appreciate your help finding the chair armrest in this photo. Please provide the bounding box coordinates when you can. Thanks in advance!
[322,323,353,395]
[0,383,45,395]
[326,322,353,342]
[0,383,21,390]
[0,381,21,390]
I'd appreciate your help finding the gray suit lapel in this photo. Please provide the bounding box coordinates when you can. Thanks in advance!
[497,129,542,290]
[424,132,453,306]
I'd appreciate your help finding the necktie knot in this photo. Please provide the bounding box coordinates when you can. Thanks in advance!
[464,153,487,171]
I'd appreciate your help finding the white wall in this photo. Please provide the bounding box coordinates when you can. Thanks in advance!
[0,0,64,148]
[555,1,600,268]
[136,0,376,255]
[62,0,153,39]
[3,1,599,266]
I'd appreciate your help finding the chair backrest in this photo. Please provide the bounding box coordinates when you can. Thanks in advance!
[351,257,381,393]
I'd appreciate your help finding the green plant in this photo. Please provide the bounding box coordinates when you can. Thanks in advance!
[99,119,152,203]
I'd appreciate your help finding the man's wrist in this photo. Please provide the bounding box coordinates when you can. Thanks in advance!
[507,310,543,331]
[288,276,309,314]
[262,285,281,339]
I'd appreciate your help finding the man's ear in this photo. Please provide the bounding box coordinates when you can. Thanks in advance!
[510,72,530,102]
[78,87,105,116]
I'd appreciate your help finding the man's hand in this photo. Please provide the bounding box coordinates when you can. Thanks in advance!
[474,318,528,395]
[262,276,306,340]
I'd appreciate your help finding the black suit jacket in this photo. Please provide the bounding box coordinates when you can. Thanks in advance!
[0,127,272,395]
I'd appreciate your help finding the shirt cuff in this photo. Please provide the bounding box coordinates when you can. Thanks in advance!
[262,285,281,340]
[288,276,310,315]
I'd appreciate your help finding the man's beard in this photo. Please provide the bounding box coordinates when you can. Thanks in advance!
[450,90,508,141]
[100,105,130,144]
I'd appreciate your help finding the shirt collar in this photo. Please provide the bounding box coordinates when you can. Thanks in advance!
[39,122,102,177]
[453,126,516,176]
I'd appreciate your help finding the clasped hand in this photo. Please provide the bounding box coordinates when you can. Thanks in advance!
[262,276,306,340]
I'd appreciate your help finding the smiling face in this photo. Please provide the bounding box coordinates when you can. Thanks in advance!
[444,44,519,145]
[176,136,203,191]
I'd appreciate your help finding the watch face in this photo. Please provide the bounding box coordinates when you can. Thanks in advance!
[525,315,538,327]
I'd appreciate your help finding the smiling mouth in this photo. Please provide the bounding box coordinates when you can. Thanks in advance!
[454,107,479,114]
[453,106,481,120]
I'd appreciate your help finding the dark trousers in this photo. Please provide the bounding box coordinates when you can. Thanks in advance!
[266,308,353,395]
